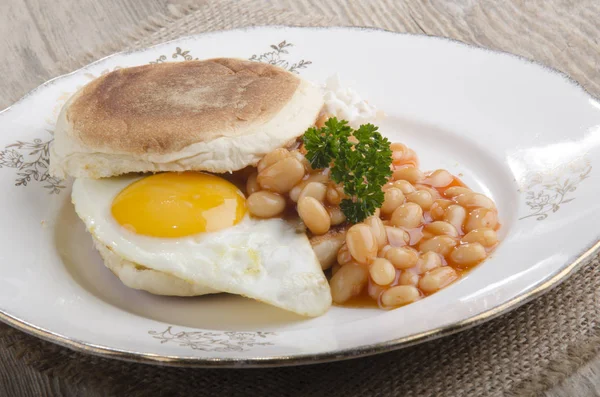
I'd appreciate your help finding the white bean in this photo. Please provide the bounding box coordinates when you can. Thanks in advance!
[418,235,458,257]
[454,193,496,210]
[406,190,434,211]
[443,186,472,198]
[415,251,443,274]
[257,148,291,172]
[462,228,499,247]
[381,188,405,216]
[464,208,498,233]
[391,202,423,228]
[422,221,459,239]
[393,167,425,184]
[257,157,305,193]
[381,285,420,307]
[298,197,331,235]
[369,258,396,286]
[424,169,454,188]
[299,182,327,202]
[246,191,286,218]
[385,247,419,269]
[384,226,410,247]
[365,216,387,249]
[419,267,458,293]
[449,243,487,267]
[443,205,467,233]
[330,263,369,303]
[346,224,378,264]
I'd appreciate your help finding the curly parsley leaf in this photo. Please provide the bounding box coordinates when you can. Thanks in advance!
[302,118,393,223]
[303,118,352,169]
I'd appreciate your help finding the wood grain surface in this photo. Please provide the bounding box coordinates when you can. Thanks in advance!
[2,0,599,110]
[0,0,187,109]
[0,1,599,396]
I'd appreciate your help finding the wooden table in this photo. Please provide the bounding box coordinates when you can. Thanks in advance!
[1,1,599,396]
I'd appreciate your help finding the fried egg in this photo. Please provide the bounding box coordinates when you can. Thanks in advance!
[72,172,332,317]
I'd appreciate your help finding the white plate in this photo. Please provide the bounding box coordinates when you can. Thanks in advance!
[0,26,598,367]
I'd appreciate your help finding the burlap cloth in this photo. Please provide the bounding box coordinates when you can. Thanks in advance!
[1,1,599,396]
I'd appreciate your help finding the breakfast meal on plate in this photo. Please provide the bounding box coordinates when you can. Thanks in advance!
[49,58,500,317]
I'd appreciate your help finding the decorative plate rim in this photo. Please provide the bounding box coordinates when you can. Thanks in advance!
[0,26,598,368]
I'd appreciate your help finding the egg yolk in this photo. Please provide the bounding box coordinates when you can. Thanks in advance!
[111,172,246,238]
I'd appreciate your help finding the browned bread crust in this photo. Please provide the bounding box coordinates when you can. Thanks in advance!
[66,59,300,155]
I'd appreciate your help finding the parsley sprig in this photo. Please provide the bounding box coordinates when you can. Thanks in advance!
[303,118,392,223]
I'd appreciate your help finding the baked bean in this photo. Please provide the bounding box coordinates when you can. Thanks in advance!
[385,226,410,247]
[299,182,327,202]
[291,150,312,172]
[346,224,378,264]
[368,282,386,300]
[326,184,344,205]
[462,228,499,247]
[385,247,419,269]
[289,182,306,202]
[391,202,423,228]
[415,185,442,200]
[381,188,406,216]
[378,244,392,258]
[409,228,424,246]
[391,143,419,167]
[443,186,472,198]
[393,153,418,168]
[250,147,500,310]
[443,205,467,233]
[422,221,459,239]
[393,167,425,184]
[258,157,305,193]
[419,267,458,293]
[291,172,332,201]
[298,197,331,235]
[454,193,495,210]
[330,263,369,304]
[406,190,434,211]
[306,170,331,184]
[390,142,408,152]
[328,206,347,225]
[312,234,346,270]
[246,172,259,195]
[398,270,420,286]
[425,169,454,187]
[337,244,352,265]
[390,143,408,164]
[450,243,487,267]
[415,251,443,274]
[393,180,416,195]
[418,235,457,256]
[365,216,387,249]
[382,181,395,192]
[402,148,419,167]
[257,148,291,172]
[246,191,286,218]
[381,285,420,307]
[464,208,498,232]
[430,199,454,221]
[392,150,405,164]
[369,258,396,285]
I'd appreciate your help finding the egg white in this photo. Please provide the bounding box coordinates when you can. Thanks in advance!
[71,175,332,317]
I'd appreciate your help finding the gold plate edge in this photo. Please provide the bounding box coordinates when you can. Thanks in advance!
[1,237,598,368]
